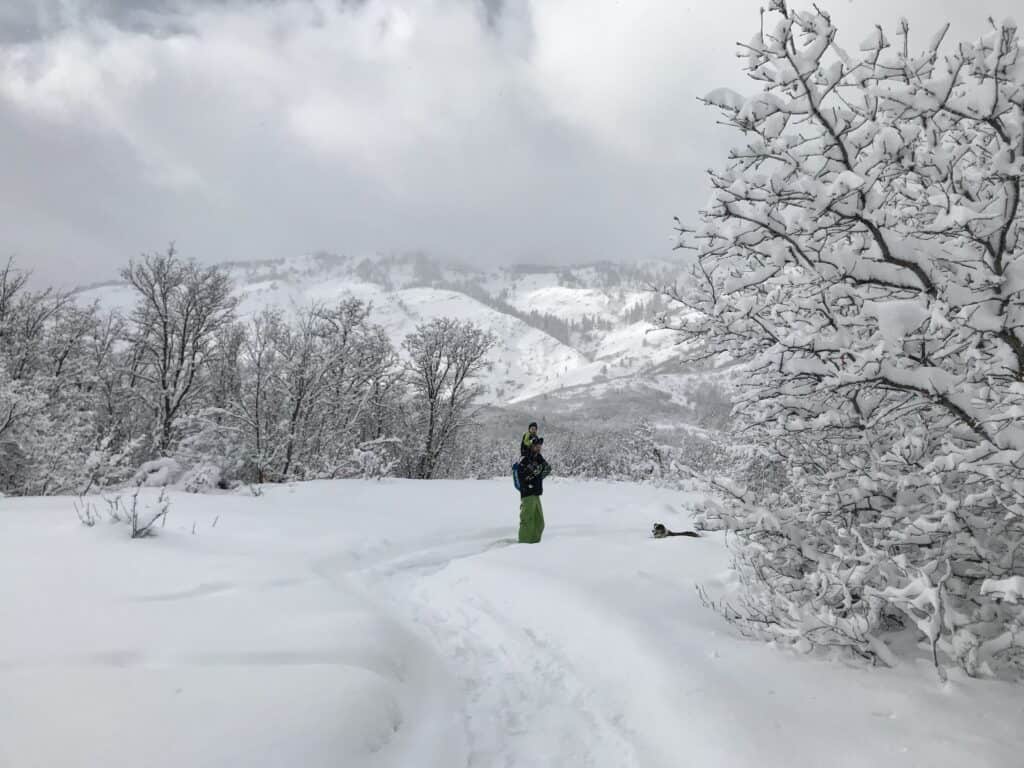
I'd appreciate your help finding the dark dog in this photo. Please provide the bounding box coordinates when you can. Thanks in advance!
[652,522,700,539]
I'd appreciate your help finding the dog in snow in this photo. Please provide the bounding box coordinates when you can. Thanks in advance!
[651,522,700,539]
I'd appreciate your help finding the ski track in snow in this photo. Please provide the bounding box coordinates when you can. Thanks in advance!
[313,530,659,768]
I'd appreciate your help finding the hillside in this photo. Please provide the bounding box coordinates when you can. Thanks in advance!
[76,253,716,433]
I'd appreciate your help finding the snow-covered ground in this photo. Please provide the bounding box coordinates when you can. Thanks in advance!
[2,480,1020,767]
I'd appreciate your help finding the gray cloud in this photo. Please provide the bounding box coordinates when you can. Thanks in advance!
[0,0,1018,286]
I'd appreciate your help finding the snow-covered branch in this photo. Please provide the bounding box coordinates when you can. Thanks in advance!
[666,4,1024,678]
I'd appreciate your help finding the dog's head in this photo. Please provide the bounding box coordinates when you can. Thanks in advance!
[651,522,668,538]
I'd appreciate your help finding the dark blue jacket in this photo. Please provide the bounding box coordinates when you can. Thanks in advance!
[517,452,551,499]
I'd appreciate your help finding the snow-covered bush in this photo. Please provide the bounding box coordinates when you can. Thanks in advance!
[98,486,172,538]
[536,421,671,483]
[82,437,141,493]
[130,487,171,538]
[544,428,620,479]
[620,419,663,481]
[436,428,510,479]
[337,438,402,480]
[668,4,1024,678]
[73,496,100,527]
[0,439,29,494]
[181,463,225,493]
[173,409,246,490]
[436,419,701,484]
[132,458,183,488]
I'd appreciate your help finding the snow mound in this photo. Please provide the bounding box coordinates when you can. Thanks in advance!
[981,576,1024,603]
[132,458,183,487]
[180,463,225,493]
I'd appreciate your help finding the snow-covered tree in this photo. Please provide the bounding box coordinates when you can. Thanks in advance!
[544,428,618,479]
[402,318,496,479]
[302,301,400,476]
[667,4,1024,677]
[622,418,664,481]
[436,426,510,479]
[227,308,288,483]
[0,256,416,494]
[85,310,150,477]
[0,260,125,494]
[0,361,44,493]
[218,301,401,483]
[122,247,238,455]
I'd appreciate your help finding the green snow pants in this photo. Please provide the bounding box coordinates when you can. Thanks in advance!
[519,495,545,544]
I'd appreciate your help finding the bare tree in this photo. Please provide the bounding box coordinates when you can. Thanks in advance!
[402,318,495,479]
[0,259,77,382]
[0,258,29,346]
[230,308,290,483]
[122,246,238,454]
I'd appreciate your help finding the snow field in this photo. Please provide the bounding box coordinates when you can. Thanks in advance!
[1,479,1021,767]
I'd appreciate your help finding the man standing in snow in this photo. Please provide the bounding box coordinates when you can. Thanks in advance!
[517,436,551,544]
[520,422,539,457]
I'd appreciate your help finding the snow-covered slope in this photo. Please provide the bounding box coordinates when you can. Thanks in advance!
[244,276,591,402]
[75,253,691,409]
[2,479,1020,767]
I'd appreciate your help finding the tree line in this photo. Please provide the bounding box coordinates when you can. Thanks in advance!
[0,248,495,495]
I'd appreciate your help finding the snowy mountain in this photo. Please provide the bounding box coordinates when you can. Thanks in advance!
[76,252,712,431]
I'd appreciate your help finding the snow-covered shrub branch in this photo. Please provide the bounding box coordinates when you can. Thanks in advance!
[666,4,1024,677]
[98,485,172,538]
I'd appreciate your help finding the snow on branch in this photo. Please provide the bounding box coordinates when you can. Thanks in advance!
[664,3,1024,679]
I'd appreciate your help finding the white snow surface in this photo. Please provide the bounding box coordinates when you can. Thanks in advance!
[2,479,1020,767]
[981,576,1024,604]
[503,280,648,325]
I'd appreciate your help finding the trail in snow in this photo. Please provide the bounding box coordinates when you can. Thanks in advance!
[360,539,653,768]
[1,479,1022,768]
[335,518,1024,768]
[332,533,646,767]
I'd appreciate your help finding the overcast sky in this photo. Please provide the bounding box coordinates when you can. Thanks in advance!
[0,0,1019,286]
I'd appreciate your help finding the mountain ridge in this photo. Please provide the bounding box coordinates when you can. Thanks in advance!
[75,252,709,427]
